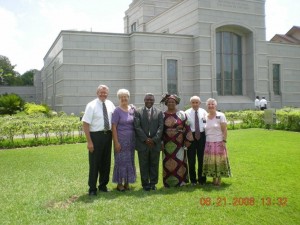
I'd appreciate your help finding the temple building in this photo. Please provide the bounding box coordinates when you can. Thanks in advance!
[41,0,300,114]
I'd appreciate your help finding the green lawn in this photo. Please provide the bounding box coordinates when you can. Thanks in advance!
[0,129,299,225]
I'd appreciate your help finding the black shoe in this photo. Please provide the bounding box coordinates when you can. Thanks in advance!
[199,181,206,185]
[151,185,157,190]
[89,191,97,196]
[199,177,207,185]
[143,186,151,191]
[99,186,109,192]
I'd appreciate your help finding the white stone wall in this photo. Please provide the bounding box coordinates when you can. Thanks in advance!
[129,32,194,108]
[41,33,64,111]
[125,0,184,33]
[146,0,198,35]
[42,31,196,114]
[33,70,42,103]
[144,0,268,110]
[42,31,133,114]
[0,86,36,103]
[41,0,300,113]
[267,43,300,108]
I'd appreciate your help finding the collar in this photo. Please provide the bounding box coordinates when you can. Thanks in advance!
[97,98,106,104]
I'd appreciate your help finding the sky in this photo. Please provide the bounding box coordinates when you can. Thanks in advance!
[0,0,299,75]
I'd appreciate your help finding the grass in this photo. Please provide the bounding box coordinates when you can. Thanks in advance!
[0,129,299,225]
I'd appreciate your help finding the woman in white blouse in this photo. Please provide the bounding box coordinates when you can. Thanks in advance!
[202,98,231,186]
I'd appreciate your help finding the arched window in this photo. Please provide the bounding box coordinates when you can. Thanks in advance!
[216,31,242,95]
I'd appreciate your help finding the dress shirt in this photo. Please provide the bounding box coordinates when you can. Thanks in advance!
[146,107,152,120]
[185,107,207,132]
[82,98,115,132]
[260,99,267,107]
[255,99,260,107]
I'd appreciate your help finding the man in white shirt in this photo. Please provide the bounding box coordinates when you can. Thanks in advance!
[185,96,207,185]
[260,97,267,110]
[82,84,116,196]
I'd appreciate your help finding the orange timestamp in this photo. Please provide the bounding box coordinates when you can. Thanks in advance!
[199,197,288,207]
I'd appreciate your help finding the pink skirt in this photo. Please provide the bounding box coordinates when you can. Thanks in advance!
[202,141,231,178]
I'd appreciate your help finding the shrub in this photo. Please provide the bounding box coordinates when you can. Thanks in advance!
[225,110,265,129]
[0,93,24,115]
[276,108,300,131]
[42,103,51,114]
[24,103,48,115]
[58,111,67,117]
[48,111,58,118]
[225,112,240,130]
[0,114,85,148]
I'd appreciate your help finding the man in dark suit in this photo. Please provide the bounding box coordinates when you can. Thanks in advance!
[134,93,164,191]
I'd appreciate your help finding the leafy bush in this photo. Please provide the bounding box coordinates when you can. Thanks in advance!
[276,108,300,131]
[24,103,50,115]
[225,112,241,130]
[58,111,67,117]
[224,108,300,131]
[0,93,24,115]
[1,108,299,149]
[240,110,264,128]
[0,114,84,149]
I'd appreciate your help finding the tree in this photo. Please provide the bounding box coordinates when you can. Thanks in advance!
[0,55,19,85]
[0,55,38,86]
[0,55,16,75]
[21,69,35,86]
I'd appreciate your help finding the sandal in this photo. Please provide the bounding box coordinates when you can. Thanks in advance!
[124,183,130,191]
[117,184,125,192]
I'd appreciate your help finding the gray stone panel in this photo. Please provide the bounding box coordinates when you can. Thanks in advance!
[40,0,300,112]
[0,86,36,103]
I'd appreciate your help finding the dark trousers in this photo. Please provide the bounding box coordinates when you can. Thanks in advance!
[88,131,112,192]
[187,132,206,184]
[137,148,160,187]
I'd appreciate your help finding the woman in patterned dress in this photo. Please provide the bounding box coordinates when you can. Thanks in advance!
[160,94,193,187]
[202,98,231,186]
[112,89,136,191]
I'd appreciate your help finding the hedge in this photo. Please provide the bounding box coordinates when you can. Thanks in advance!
[0,108,299,149]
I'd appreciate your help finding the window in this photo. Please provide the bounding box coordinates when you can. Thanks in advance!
[273,64,280,95]
[131,22,136,32]
[216,31,242,95]
[167,59,178,94]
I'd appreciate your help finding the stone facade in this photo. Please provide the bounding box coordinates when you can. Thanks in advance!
[0,86,36,103]
[41,0,300,114]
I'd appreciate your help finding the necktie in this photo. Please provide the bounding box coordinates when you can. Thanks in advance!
[147,108,151,120]
[195,110,201,140]
[103,102,110,130]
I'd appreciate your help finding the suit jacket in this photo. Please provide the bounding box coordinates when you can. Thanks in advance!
[134,106,163,152]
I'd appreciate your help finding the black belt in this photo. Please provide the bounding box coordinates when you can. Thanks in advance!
[93,130,112,134]
[192,131,205,134]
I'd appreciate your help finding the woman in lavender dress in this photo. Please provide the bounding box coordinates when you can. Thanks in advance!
[112,89,136,191]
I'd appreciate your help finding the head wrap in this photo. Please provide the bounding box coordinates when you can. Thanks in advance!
[160,93,180,105]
